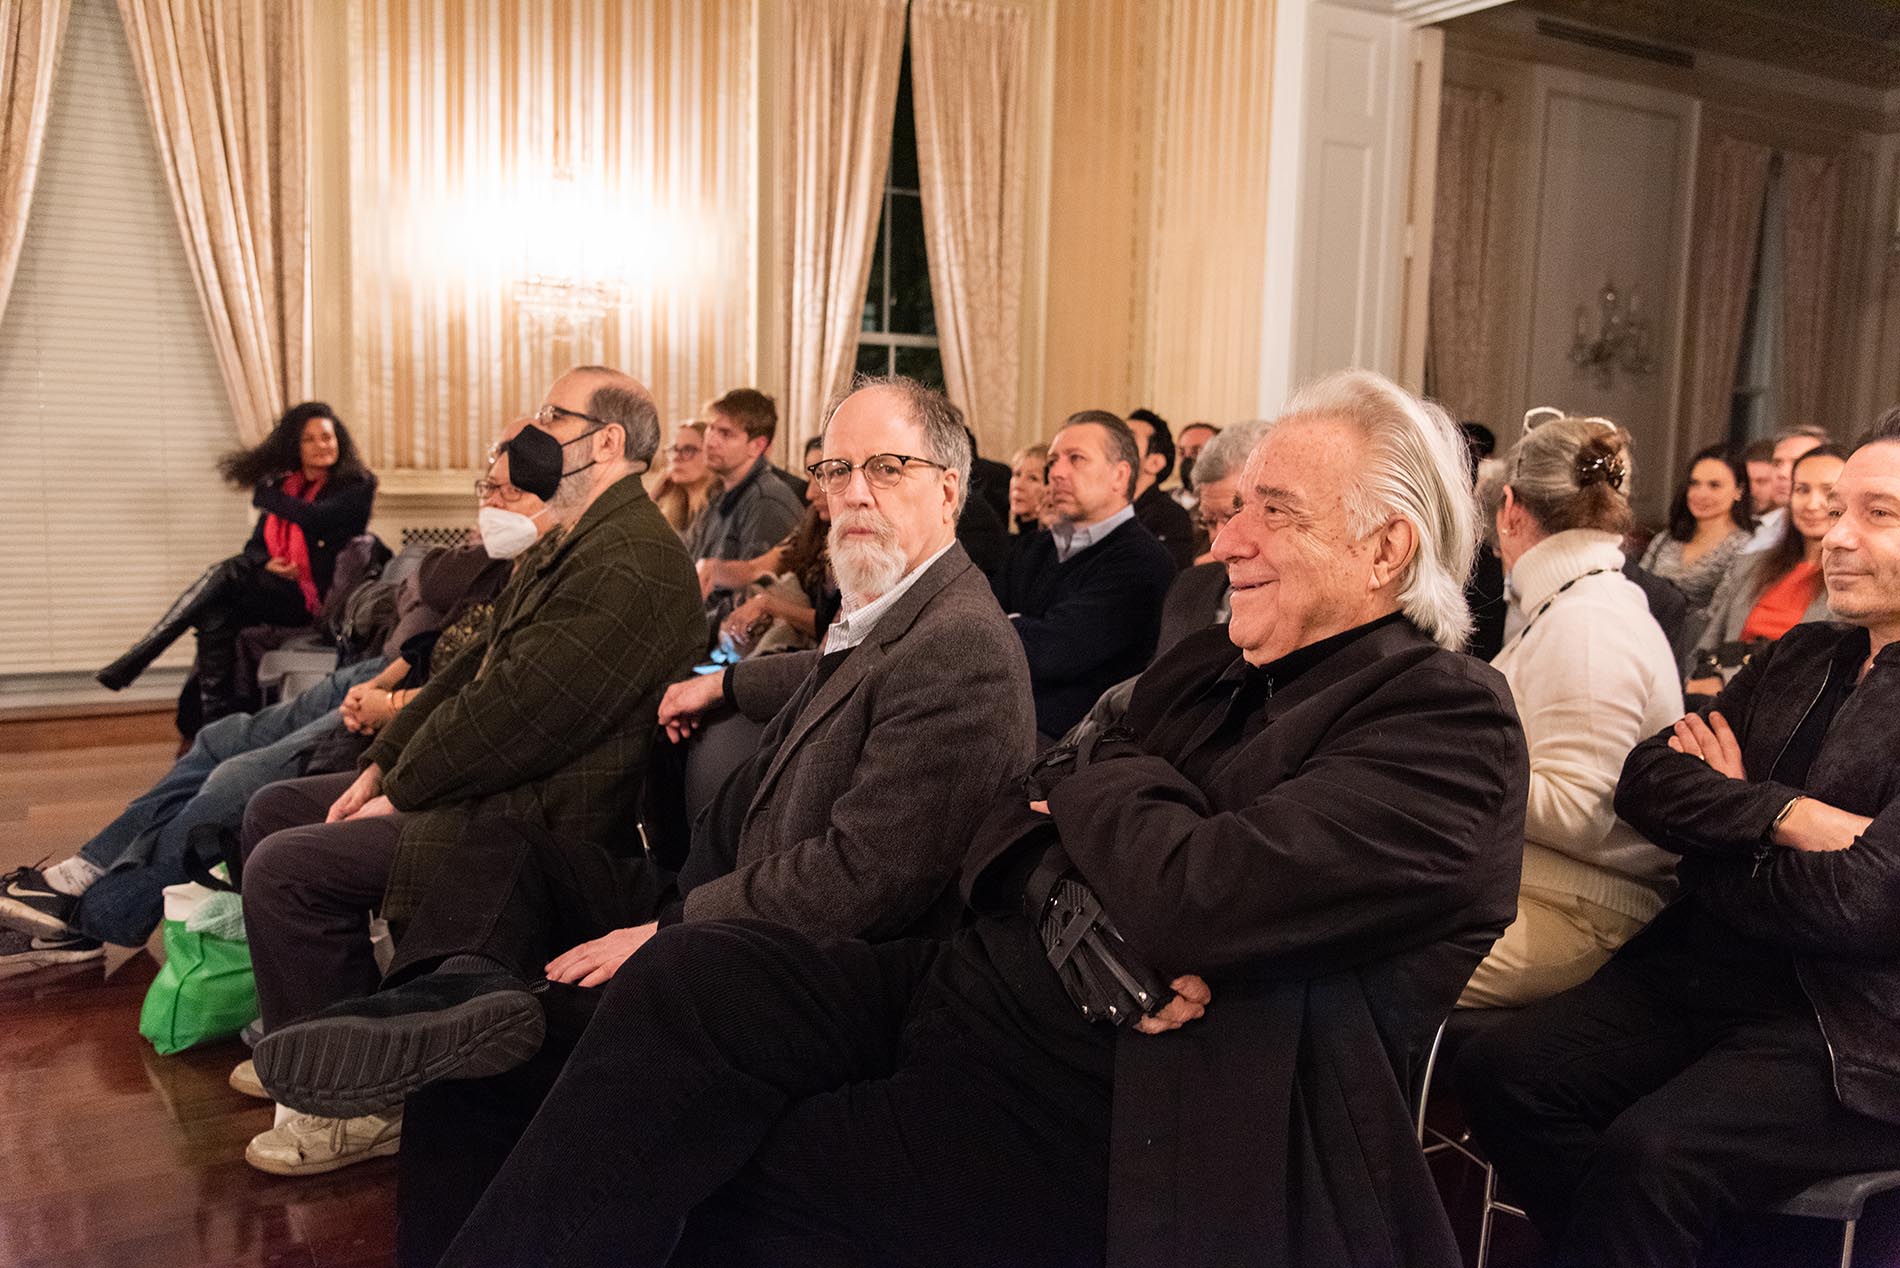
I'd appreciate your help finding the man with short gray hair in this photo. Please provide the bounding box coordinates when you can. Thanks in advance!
[421,369,1528,1268]
[1153,419,1271,652]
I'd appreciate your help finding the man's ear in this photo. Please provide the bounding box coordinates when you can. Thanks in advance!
[941,469,962,521]
[1368,517,1418,593]
[1141,449,1166,478]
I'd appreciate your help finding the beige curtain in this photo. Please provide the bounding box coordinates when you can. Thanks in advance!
[778,0,906,443]
[347,0,757,471]
[117,0,307,444]
[1682,134,1773,453]
[0,0,70,324]
[1781,151,1844,432]
[1144,0,1275,425]
[1427,83,1504,422]
[910,0,1029,453]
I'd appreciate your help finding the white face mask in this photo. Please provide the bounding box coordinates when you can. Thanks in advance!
[478,505,547,560]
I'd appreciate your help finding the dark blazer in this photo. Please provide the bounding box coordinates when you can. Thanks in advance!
[992,517,1176,738]
[1134,483,1197,571]
[968,454,1013,525]
[367,473,706,926]
[245,473,377,598]
[1616,621,1900,1126]
[964,619,1528,1268]
[1157,560,1228,656]
[685,543,1034,941]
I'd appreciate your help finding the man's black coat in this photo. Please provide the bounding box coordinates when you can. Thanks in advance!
[1616,621,1900,1125]
[965,619,1528,1267]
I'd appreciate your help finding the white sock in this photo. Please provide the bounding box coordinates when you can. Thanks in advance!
[43,856,105,897]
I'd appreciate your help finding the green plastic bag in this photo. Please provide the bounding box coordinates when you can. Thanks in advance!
[138,882,259,1055]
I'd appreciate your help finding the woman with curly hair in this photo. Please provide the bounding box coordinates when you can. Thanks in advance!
[96,401,377,725]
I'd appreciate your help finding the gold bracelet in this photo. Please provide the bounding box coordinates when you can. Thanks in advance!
[1769,796,1804,839]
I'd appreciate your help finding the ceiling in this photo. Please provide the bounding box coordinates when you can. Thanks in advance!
[1521,0,1900,88]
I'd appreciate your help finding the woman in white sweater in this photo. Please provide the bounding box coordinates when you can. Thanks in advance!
[1460,413,1683,1008]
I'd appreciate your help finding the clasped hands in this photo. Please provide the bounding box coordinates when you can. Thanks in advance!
[1668,710,1869,853]
[1027,797,1211,1035]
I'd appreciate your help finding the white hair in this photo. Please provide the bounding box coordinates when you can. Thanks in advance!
[1276,370,1477,650]
[1191,420,1273,491]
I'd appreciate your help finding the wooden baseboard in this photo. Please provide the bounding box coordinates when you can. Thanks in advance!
[0,706,176,753]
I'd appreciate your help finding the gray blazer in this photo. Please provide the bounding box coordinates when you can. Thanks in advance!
[682,543,1035,940]
[1687,553,1831,682]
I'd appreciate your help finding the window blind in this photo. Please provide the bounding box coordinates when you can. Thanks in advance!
[0,0,250,692]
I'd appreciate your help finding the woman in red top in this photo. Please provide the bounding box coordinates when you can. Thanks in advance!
[97,402,377,729]
[1686,444,1844,694]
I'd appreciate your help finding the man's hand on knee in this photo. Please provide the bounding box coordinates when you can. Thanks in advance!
[545,921,661,987]
[325,764,383,824]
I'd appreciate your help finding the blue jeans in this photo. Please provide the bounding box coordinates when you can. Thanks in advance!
[72,657,389,946]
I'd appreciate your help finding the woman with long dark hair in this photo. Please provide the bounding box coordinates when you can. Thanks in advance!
[1638,443,1754,613]
[1685,444,1844,693]
[96,401,377,726]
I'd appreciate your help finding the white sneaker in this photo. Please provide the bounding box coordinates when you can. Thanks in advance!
[244,1107,402,1176]
[228,1059,270,1100]
[0,927,102,977]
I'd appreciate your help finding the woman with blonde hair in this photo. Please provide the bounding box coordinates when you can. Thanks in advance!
[1462,409,1683,1008]
[647,420,714,536]
[1006,443,1050,535]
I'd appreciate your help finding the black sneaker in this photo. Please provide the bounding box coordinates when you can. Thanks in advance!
[253,970,545,1118]
[0,927,103,977]
[0,865,79,939]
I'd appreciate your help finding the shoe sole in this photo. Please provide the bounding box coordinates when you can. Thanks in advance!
[254,989,545,1119]
[0,945,103,978]
[0,895,78,940]
[243,1129,401,1177]
[229,1062,271,1100]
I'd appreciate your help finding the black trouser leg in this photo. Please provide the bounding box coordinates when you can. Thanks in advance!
[435,922,942,1268]
[384,815,667,987]
[238,771,403,1031]
[1457,929,1900,1268]
[397,989,596,1268]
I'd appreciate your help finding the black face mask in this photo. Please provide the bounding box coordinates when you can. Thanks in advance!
[1178,456,1195,490]
[501,424,599,500]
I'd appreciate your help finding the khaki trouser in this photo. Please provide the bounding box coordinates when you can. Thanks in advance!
[1459,884,1649,1009]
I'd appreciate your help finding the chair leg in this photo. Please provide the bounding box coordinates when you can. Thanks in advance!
[1839,1217,1857,1268]
[1476,1162,1498,1268]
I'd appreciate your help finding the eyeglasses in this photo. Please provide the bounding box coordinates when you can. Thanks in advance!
[474,478,529,503]
[668,444,702,459]
[535,402,611,431]
[805,453,947,495]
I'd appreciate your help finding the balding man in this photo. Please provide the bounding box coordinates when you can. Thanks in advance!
[423,370,1528,1268]
[234,367,706,1177]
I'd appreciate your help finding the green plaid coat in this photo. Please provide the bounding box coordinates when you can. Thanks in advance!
[365,473,704,926]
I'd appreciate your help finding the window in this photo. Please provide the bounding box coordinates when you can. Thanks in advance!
[857,47,944,389]
[0,0,248,703]
[1730,160,1786,447]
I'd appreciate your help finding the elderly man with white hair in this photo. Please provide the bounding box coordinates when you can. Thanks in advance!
[427,369,1531,1268]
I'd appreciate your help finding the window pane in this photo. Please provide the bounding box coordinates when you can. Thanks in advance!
[890,50,918,191]
[856,342,890,380]
[888,193,934,335]
[893,343,944,390]
[861,204,887,333]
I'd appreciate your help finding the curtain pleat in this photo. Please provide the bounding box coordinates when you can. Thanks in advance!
[1682,133,1773,454]
[1426,83,1503,422]
[1780,151,1843,432]
[116,0,308,444]
[910,0,1028,453]
[778,0,905,442]
[347,0,756,471]
[0,0,69,324]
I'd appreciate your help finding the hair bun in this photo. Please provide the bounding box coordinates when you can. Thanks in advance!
[1575,447,1626,490]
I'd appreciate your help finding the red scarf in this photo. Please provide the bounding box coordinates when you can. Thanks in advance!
[263,473,325,616]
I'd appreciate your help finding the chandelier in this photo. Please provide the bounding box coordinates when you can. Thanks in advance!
[1569,279,1654,389]
[509,166,633,330]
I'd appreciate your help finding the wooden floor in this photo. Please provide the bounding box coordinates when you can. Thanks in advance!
[2,740,1895,1268]
[1,740,396,1268]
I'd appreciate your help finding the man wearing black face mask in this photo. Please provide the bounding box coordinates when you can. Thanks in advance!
[231,367,706,1178]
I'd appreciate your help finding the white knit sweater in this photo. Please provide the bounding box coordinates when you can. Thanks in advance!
[1494,530,1683,922]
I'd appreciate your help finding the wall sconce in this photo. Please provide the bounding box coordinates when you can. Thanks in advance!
[1569,279,1654,389]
